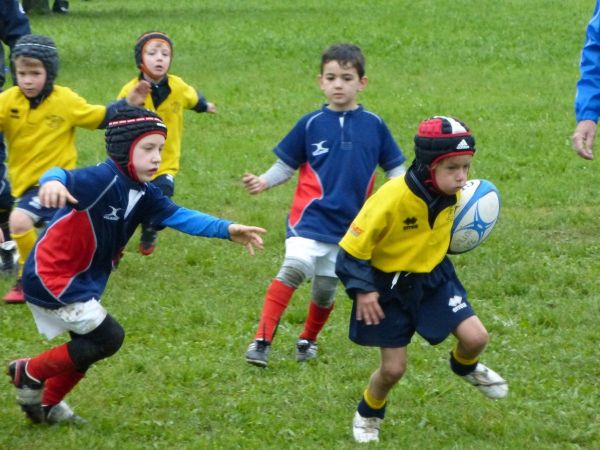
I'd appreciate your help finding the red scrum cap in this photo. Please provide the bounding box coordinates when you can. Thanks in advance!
[106,105,167,181]
[414,116,476,166]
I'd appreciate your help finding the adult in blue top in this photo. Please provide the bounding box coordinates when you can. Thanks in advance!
[573,0,600,160]
[6,105,266,425]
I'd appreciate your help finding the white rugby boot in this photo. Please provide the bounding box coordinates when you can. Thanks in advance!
[461,362,508,399]
[352,411,382,443]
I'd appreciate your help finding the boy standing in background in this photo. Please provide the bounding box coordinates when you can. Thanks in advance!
[243,43,406,367]
[118,31,217,255]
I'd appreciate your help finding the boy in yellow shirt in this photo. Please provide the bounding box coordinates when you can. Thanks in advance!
[1,34,145,303]
[118,31,217,255]
[336,116,507,443]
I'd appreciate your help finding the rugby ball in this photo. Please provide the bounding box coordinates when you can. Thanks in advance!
[449,179,500,254]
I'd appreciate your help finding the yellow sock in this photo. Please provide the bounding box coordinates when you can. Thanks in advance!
[13,228,37,277]
[452,345,479,366]
[364,388,386,410]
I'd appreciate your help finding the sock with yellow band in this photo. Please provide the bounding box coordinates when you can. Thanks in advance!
[449,346,479,376]
[13,228,37,277]
[357,388,387,419]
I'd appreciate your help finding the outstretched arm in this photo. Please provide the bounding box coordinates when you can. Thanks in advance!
[160,207,266,255]
[205,102,217,113]
[126,80,151,106]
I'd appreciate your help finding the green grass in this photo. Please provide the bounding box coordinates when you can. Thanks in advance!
[1,0,599,449]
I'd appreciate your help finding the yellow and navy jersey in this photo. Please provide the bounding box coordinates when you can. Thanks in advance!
[118,74,201,178]
[0,85,106,198]
[339,171,458,274]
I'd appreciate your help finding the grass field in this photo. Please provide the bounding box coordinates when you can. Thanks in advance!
[1,1,599,449]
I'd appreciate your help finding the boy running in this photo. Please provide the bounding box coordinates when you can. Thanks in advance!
[6,105,265,424]
[336,116,508,443]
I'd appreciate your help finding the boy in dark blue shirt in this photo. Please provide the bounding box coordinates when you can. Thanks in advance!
[243,43,405,367]
[6,105,265,424]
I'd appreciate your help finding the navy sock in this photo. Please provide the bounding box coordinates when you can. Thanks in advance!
[449,351,478,376]
[357,397,386,419]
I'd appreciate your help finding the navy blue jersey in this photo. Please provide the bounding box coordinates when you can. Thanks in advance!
[23,159,230,309]
[274,105,405,244]
[0,0,31,88]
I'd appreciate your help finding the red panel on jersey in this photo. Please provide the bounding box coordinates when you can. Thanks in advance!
[288,163,323,228]
[35,210,96,298]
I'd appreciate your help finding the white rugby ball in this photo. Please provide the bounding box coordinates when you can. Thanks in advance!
[449,179,500,254]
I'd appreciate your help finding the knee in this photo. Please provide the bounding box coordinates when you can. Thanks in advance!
[69,315,125,370]
[101,320,125,357]
[379,360,406,384]
[311,276,337,308]
[275,258,310,289]
[9,210,33,235]
[461,327,489,354]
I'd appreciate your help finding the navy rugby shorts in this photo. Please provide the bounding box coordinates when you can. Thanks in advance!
[349,258,475,348]
[15,186,59,226]
[0,176,14,211]
[151,174,175,198]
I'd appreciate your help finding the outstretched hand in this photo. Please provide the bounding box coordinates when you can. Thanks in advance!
[126,80,151,106]
[228,224,266,255]
[572,120,597,160]
[39,180,78,209]
[206,102,217,113]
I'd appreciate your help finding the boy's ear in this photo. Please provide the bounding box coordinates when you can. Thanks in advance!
[358,76,368,90]
[317,73,325,89]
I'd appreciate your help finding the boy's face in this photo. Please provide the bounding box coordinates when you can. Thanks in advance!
[131,133,165,182]
[319,60,367,111]
[142,40,171,82]
[14,57,47,99]
[432,154,473,195]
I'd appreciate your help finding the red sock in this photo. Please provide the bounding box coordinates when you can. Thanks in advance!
[27,343,77,381]
[42,371,85,406]
[254,279,295,342]
[299,302,334,342]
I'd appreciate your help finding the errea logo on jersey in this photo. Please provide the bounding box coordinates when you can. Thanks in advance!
[103,206,121,221]
[311,140,329,156]
[403,217,418,230]
[448,295,467,313]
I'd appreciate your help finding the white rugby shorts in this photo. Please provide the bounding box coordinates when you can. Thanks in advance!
[284,236,340,278]
[28,299,107,340]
